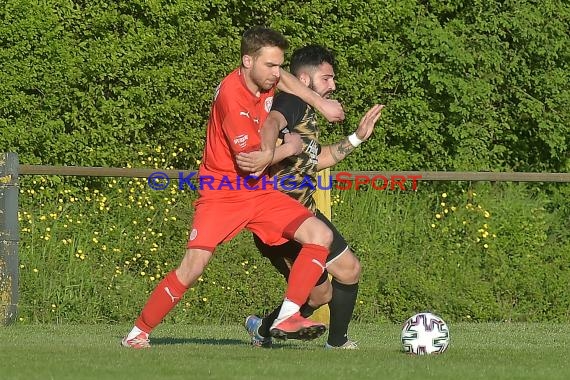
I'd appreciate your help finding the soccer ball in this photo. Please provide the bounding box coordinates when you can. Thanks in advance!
[401,312,450,355]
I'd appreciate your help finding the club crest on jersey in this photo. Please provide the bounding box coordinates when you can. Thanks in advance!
[264,96,273,113]
[233,134,249,148]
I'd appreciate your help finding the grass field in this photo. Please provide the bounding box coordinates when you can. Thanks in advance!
[1,323,569,380]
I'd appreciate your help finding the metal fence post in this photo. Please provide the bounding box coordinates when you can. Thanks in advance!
[0,153,19,325]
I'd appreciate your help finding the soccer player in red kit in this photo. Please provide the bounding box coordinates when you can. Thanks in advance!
[122,26,345,348]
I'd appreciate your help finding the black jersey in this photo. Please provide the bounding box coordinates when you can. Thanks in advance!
[269,92,321,212]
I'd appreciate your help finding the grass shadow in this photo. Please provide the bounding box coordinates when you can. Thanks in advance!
[148,336,324,350]
[150,337,244,346]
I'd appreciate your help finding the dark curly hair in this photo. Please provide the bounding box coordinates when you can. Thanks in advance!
[289,45,336,76]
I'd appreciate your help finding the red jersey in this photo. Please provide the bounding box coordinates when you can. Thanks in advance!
[198,68,275,193]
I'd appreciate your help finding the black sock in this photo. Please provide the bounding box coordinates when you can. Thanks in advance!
[327,279,359,346]
[300,302,316,318]
[259,306,281,337]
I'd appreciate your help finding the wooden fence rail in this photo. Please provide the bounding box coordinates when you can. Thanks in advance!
[18,165,570,182]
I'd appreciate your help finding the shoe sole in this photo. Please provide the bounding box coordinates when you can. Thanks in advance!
[270,324,326,341]
[121,338,150,349]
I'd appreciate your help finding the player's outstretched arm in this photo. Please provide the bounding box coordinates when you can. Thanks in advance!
[317,104,384,170]
[278,69,345,123]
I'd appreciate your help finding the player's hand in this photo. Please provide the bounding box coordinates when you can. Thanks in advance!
[283,132,303,156]
[354,104,384,141]
[235,149,273,177]
[317,98,345,122]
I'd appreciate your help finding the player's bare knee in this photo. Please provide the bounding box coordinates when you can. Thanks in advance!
[294,217,333,248]
[311,222,333,248]
[349,254,361,282]
[330,251,361,284]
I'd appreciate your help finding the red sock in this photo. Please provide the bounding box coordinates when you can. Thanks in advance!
[285,243,328,306]
[135,270,188,333]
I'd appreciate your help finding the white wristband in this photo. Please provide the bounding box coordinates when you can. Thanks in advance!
[348,133,363,147]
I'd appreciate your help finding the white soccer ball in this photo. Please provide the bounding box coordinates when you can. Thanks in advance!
[401,312,450,355]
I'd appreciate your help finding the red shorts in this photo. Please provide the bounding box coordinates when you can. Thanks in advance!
[186,189,312,252]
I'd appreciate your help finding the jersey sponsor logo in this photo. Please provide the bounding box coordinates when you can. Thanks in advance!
[253,117,259,124]
[264,96,273,113]
[239,111,250,118]
[306,139,319,164]
[233,134,249,148]
[189,228,198,241]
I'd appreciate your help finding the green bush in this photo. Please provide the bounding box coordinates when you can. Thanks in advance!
[1,0,568,171]
[2,0,569,324]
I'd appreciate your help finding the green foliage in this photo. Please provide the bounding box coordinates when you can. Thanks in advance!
[333,182,570,323]
[1,0,239,167]
[16,170,570,323]
[324,0,570,172]
[16,145,285,323]
[1,0,568,171]
[2,0,569,325]
[17,174,286,323]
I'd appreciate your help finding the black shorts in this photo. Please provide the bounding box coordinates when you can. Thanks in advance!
[253,209,349,286]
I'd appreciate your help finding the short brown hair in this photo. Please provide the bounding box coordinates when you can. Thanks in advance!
[240,26,289,58]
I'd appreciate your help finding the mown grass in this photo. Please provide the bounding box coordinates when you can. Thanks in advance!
[1,323,569,380]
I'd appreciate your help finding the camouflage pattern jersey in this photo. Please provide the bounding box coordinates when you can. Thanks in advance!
[268,91,321,213]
